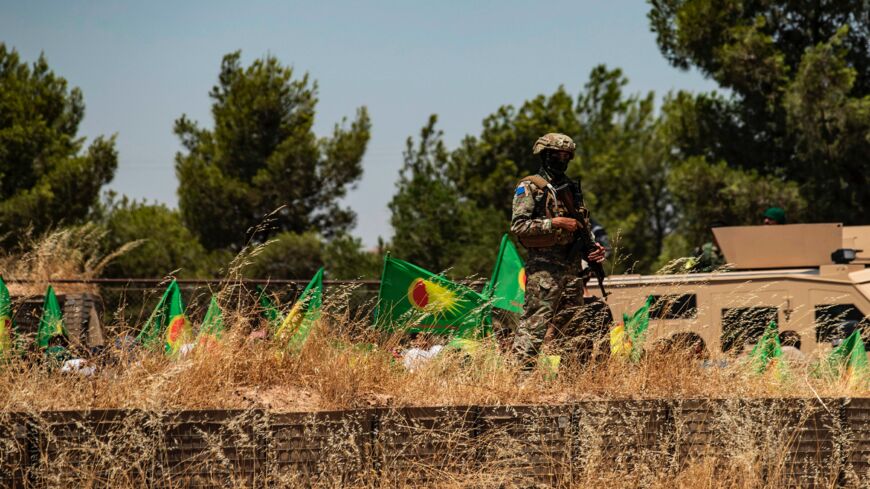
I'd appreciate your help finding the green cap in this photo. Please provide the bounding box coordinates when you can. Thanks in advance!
[762,207,786,224]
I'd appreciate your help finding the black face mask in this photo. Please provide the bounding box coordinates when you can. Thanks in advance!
[542,151,571,175]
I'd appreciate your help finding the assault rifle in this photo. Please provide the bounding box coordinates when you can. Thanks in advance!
[553,183,609,299]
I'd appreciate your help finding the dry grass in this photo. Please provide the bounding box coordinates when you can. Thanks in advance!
[0,224,141,296]
[0,313,866,413]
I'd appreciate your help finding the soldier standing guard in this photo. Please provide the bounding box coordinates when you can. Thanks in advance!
[510,133,606,367]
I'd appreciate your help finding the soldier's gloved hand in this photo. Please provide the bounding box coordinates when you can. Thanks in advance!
[551,217,581,232]
[587,243,606,263]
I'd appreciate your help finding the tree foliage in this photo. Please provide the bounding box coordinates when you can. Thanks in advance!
[103,50,379,280]
[175,51,371,252]
[245,231,325,280]
[649,0,869,222]
[321,234,384,280]
[244,231,381,280]
[101,197,215,278]
[102,198,380,280]
[0,44,117,245]
[389,115,504,277]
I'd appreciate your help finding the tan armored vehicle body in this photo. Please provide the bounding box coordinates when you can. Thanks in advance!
[592,224,870,356]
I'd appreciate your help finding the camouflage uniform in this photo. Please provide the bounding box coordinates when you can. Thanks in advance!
[685,242,725,273]
[510,135,602,364]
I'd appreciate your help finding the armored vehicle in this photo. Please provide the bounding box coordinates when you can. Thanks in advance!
[592,224,870,356]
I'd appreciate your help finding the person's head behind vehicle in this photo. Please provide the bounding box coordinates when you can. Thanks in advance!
[762,207,786,225]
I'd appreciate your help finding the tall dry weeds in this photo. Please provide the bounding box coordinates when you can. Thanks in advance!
[0,224,141,296]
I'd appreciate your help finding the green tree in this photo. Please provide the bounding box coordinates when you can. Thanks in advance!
[244,231,381,280]
[175,51,371,251]
[323,234,383,280]
[0,44,117,244]
[389,115,503,278]
[245,231,325,280]
[648,0,869,222]
[101,197,214,278]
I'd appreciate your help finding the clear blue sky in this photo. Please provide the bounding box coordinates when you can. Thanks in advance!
[1,0,716,247]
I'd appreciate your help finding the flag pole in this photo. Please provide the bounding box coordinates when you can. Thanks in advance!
[480,235,509,336]
[485,234,509,300]
[373,252,390,325]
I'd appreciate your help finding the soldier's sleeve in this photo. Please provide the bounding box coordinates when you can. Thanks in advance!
[510,182,554,238]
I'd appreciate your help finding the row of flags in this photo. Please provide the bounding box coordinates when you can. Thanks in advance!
[606,295,868,388]
[134,268,324,356]
[0,230,866,391]
[748,320,869,388]
[0,268,325,360]
[0,233,524,359]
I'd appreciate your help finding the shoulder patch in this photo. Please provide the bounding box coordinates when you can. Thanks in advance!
[518,175,550,191]
[515,185,526,196]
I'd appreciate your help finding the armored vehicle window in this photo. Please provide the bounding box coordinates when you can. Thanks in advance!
[650,294,697,320]
[814,304,868,343]
[720,306,778,353]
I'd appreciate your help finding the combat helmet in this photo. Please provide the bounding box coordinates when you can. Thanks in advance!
[532,133,576,155]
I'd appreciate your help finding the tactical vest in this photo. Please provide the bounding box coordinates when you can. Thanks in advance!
[515,174,589,249]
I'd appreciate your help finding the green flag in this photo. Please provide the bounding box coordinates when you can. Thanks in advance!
[37,285,66,349]
[748,321,785,375]
[197,295,225,349]
[256,285,284,332]
[137,280,173,348]
[827,329,869,389]
[0,277,16,357]
[612,295,653,361]
[275,268,323,351]
[374,254,488,336]
[137,280,192,355]
[485,234,526,313]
